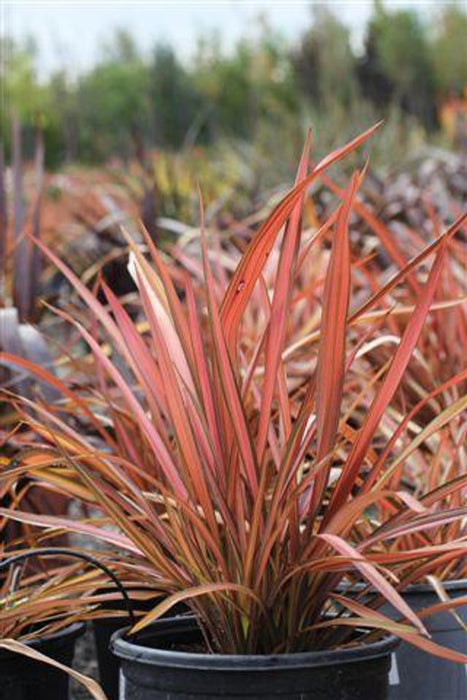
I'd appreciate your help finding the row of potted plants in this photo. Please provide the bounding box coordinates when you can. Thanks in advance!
[0,124,465,699]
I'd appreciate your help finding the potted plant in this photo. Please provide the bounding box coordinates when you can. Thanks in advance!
[1,125,466,699]
[323,184,467,699]
[348,365,467,700]
[0,547,113,700]
[337,464,466,700]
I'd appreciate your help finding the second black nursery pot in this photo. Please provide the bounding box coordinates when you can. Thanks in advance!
[389,579,467,700]
[93,588,162,700]
[0,622,85,700]
[93,589,187,700]
[111,616,398,700]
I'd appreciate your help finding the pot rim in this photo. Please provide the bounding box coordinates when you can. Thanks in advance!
[401,578,467,595]
[338,577,467,596]
[111,616,398,671]
[0,621,86,661]
[24,621,86,649]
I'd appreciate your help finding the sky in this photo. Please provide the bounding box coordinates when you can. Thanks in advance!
[1,1,442,79]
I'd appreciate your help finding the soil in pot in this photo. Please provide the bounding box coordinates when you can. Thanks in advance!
[0,622,85,700]
[388,579,466,700]
[111,616,398,700]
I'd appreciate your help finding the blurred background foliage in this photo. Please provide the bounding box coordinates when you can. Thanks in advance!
[0,2,466,169]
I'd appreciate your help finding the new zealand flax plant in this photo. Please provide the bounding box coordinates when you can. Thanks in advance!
[317,171,467,584]
[1,124,466,662]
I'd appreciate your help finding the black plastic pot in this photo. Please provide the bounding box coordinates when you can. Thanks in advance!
[111,616,398,700]
[93,589,162,700]
[94,616,128,700]
[0,622,85,700]
[389,579,466,700]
